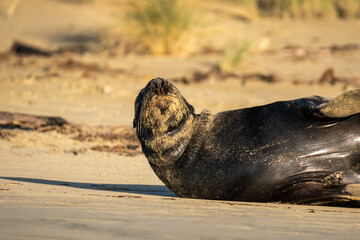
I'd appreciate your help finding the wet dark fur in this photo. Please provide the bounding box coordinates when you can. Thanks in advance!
[134,78,360,206]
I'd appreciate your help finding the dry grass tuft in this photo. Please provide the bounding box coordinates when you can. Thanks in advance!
[125,0,200,56]
[219,41,250,73]
[0,0,22,18]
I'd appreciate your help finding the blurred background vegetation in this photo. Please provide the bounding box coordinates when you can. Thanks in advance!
[1,0,359,117]
[254,0,360,19]
[123,0,360,52]
[1,0,360,74]
[118,0,360,72]
[126,0,200,56]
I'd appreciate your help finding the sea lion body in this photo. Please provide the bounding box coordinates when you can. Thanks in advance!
[134,78,360,206]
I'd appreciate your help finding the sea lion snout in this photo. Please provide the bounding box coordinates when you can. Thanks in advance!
[150,77,169,95]
[151,77,167,89]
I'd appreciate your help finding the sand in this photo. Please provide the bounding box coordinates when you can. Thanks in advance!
[1,0,360,239]
[1,131,360,240]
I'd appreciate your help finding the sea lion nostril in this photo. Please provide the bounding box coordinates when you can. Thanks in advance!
[152,77,167,90]
[152,81,159,89]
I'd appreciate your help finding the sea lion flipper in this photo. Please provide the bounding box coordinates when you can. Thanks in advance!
[318,89,360,118]
[324,184,360,207]
[344,184,360,197]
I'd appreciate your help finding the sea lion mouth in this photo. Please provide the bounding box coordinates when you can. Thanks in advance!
[153,97,171,114]
[146,96,185,132]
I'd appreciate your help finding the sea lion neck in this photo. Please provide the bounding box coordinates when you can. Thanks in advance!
[145,110,214,191]
[141,112,195,166]
[140,109,213,168]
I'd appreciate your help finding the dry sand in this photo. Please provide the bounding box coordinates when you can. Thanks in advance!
[2,129,360,240]
[1,0,360,239]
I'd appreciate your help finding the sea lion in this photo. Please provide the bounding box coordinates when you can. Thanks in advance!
[133,77,360,206]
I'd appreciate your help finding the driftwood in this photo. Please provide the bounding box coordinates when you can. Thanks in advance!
[4,41,89,57]
[170,66,279,85]
[0,111,68,130]
[282,43,359,60]
[0,111,142,156]
[318,68,339,85]
[10,41,54,57]
[318,68,360,88]
[292,68,360,89]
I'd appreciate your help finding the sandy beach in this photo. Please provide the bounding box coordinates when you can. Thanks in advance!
[1,0,360,239]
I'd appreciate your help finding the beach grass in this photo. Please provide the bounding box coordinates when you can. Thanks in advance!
[219,41,250,73]
[125,0,200,56]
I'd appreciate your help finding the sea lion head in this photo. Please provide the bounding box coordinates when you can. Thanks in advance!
[133,77,194,147]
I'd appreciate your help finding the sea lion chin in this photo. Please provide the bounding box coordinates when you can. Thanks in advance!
[134,77,360,206]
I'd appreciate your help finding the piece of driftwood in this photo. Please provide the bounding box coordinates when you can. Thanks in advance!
[0,111,68,130]
[0,111,142,156]
[6,41,89,57]
[293,68,360,89]
[318,68,360,88]
[283,43,359,57]
[241,73,279,83]
[329,44,359,53]
[318,68,337,85]
[10,41,53,57]
[170,66,279,85]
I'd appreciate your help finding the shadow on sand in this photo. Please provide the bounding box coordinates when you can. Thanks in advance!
[0,177,177,197]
